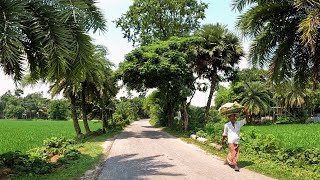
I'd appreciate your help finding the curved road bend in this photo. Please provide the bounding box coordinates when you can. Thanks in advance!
[98,119,275,180]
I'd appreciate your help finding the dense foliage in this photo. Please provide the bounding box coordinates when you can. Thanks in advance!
[119,36,202,127]
[0,91,63,120]
[48,100,70,120]
[115,0,208,45]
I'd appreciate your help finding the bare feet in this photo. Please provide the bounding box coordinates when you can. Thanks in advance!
[234,165,240,171]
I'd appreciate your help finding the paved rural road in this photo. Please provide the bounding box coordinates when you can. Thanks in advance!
[98,119,275,180]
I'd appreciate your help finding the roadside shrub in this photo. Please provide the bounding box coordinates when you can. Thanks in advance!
[0,151,54,174]
[204,122,215,135]
[241,130,281,154]
[188,106,205,131]
[0,137,81,176]
[276,116,306,124]
[144,90,163,126]
[207,108,225,123]
[196,130,207,138]
[28,137,80,167]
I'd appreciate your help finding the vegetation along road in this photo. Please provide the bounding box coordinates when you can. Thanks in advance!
[98,119,274,180]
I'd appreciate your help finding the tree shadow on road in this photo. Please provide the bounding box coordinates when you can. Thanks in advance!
[98,154,185,180]
[238,160,254,168]
[116,130,176,140]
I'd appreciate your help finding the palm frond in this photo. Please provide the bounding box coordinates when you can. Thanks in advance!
[0,0,26,80]
[231,0,256,12]
[298,9,320,51]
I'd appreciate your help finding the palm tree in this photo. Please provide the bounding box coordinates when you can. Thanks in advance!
[284,82,308,109]
[240,82,272,117]
[233,0,320,88]
[194,24,244,121]
[79,46,117,134]
[50,78,83,137]
[0,0,106,81]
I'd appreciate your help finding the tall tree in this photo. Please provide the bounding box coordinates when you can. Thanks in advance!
[194,24,244,121]
[115,0,208,45]
[80,46,117,134]
[233,0,320,88]
[118,36,200,127]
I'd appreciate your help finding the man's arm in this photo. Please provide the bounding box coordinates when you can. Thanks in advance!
[221,124,228,147]
[221,136,227,146]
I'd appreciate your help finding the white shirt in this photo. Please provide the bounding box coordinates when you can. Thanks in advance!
[222,119,246,144]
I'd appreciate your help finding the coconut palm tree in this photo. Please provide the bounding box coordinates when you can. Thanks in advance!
[233,0,320,88]
[0,0,106,81]
[194,24,244,121]
[50,78,83,137]
[79,46,117,134]
[240,82,272,117]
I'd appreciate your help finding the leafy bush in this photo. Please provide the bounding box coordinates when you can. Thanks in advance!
[0,151,54,174]
[276,116,306,124]
[2,137,82,175]
[242,130,280,153]
[113,97,146,126]
[144,90,163,126]
[188,106,205,131]
[196,130,207,138]
[208,108,226,123]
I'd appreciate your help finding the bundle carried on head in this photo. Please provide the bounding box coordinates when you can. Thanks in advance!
[218,101,244,115]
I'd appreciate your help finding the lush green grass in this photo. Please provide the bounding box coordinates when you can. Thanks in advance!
[242,123,320,149]
[0,120,102,153]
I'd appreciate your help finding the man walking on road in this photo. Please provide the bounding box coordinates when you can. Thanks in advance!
[221,112,249,171]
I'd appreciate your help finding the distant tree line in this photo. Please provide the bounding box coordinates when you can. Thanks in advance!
[0,90,69,120]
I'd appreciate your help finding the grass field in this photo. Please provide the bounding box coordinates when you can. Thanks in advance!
[0,120,102,153]
[242,123,320,149]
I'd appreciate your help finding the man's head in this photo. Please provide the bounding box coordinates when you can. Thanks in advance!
[227,113,237,122]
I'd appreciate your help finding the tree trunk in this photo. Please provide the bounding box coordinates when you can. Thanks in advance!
[204,74,217,122]
[81,83,91,134]
[182,99,189,131]
[167,101,174,128]
[70,94,82,137]
[101,101,108,134]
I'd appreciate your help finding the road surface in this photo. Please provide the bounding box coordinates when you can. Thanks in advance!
[98,119,274,180]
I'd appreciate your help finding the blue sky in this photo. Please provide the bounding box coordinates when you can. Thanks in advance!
[0,0,250,106]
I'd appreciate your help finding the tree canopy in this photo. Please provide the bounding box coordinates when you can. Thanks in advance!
[118,36,202,126]
[115,0,208,46]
